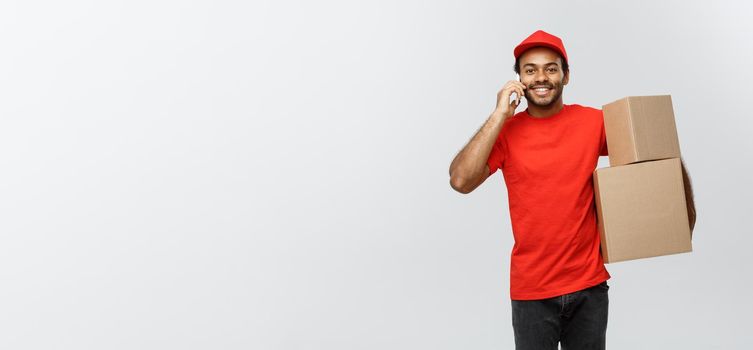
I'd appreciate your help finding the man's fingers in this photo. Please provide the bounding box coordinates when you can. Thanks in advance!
[499,80,526,111]
[513,86,524,104]
[506,86,524,107]
[507,87,519,102]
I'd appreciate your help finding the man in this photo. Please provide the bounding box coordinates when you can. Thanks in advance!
[448,30,695,350]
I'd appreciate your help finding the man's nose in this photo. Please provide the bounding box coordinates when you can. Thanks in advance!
[534,70,549,84]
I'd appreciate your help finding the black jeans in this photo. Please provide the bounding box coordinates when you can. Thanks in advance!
[511,281,609,350]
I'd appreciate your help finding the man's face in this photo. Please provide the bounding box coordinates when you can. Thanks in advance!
[518,47,569,108]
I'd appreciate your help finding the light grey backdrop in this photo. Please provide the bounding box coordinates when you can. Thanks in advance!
[0,0,751,349]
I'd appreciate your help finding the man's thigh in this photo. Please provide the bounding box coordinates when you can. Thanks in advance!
[560,281,610,350]
[511,296,562,350]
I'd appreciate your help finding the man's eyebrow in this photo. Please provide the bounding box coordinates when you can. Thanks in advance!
[522,62,560,67]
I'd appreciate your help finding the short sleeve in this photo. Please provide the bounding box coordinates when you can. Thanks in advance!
[487,136,506,175]
[599,113,609,156]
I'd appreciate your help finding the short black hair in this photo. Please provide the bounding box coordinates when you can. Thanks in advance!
[513,53,569,75]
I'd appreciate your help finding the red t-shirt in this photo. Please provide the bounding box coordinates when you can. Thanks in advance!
[487,104,611,300]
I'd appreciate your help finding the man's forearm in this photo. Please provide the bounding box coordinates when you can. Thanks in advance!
[449,110,508,190]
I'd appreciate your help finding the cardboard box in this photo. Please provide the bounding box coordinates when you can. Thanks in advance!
[602,95,682,166]
[593,158,692,263]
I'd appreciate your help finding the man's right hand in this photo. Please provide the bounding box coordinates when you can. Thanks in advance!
[449,80,525,194]
[495,80,527,117]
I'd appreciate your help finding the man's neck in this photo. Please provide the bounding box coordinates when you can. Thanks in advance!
[527,99,565,118]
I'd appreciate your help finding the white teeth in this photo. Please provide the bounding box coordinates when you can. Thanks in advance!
[535,88,549,92]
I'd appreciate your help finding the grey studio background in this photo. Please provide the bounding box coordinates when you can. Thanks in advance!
[0,0,751,349]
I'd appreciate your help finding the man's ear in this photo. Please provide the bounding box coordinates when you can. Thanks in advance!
[563,70,570,86]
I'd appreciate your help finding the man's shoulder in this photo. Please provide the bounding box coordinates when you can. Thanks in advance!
[567,103,602,114]
[567,104,604,124]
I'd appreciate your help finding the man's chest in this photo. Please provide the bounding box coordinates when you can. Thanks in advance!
[502,119,601,181]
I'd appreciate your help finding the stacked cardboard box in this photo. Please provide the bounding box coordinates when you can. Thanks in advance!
[594,95,692,263]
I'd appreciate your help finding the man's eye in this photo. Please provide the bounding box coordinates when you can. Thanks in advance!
[525,69,534,74]
[547,68,558,73]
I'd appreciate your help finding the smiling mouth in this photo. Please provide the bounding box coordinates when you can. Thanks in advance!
[532,87,552,96]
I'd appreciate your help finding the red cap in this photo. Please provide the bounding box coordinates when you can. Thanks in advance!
[513,30,568,63]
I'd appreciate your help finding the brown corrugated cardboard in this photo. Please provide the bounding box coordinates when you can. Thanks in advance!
[593,158,692,263]
[602,95,682,166]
